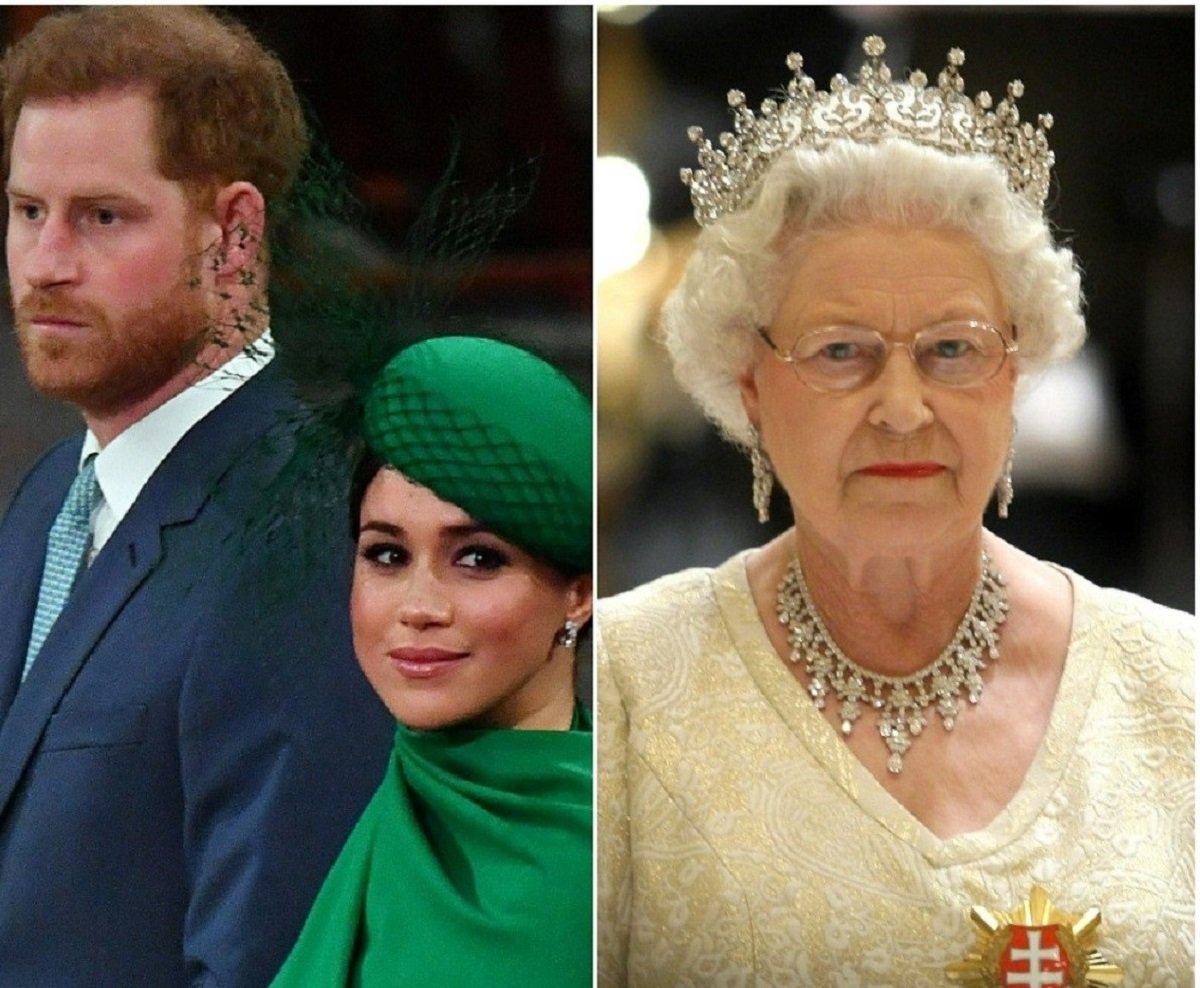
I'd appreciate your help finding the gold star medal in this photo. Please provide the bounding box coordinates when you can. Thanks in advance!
[945,886,1123,986]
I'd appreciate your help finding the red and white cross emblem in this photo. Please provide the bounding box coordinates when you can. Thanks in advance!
[999,925,1070,987]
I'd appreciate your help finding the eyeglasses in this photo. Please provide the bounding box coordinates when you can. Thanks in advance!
[757,321,1018,392]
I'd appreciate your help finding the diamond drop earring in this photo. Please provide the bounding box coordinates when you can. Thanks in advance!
[997,423,1016,519]
[748,424,774,524]
[556,620,580,649]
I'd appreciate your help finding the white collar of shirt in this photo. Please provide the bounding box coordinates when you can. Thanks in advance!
[80,333,276,556]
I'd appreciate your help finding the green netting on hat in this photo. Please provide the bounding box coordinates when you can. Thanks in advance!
[362,336,591,572]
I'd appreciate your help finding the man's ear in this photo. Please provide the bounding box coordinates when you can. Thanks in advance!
[211,181,266,279]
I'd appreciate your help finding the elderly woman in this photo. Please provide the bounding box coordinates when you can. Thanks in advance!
[597,37,1193,986]
[271,336,593,987]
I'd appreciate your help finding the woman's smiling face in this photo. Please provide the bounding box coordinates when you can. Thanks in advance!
[351,468,592,731]
[739,224,1017,554]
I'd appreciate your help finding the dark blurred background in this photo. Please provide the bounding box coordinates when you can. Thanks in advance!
[0,5,593,503]
[597,5,1194,612]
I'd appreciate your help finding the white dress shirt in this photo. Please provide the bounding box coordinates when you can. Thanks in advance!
[79,334,275,559]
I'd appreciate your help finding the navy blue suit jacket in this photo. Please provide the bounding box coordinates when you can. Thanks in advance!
[0,363,394,986]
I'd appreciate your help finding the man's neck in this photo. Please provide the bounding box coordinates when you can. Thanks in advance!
[84,327,268,447]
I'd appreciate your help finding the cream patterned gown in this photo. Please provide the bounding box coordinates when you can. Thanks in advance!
[597,551,1194,987]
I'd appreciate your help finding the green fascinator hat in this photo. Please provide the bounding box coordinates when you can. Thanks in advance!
[362,336,592,573]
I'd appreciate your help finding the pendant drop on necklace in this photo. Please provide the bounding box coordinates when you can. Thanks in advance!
[776,549,1009,774]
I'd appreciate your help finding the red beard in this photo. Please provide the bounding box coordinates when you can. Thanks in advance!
[13,277,212,417]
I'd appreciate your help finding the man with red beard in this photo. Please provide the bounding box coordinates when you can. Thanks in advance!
[0,8,393,986]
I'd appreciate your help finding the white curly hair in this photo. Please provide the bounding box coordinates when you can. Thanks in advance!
[660,139,1086,447]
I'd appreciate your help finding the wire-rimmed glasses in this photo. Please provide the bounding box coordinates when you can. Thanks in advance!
[756,321,1018,392]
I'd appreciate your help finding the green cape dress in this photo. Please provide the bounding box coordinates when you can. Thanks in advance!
[269,707,592,987]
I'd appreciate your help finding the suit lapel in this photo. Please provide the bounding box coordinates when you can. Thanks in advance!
[0,516,162,811]
[0,364,296,816]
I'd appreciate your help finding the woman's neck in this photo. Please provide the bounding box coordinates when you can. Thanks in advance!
[753,525,991,677]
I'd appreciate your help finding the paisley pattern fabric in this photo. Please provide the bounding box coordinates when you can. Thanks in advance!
[597,551,1194,987]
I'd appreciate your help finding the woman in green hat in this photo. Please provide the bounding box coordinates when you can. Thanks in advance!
[270,335,593,987]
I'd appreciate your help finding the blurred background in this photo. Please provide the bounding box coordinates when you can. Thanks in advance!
[0,5,593,502]
[597,5,1194,612]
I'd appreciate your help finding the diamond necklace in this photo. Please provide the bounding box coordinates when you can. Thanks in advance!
[775,550,1009,774]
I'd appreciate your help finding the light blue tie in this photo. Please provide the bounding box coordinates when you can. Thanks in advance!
[22,456,102,682]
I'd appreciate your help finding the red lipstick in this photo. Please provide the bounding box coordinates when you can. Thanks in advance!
[861,462,945,479]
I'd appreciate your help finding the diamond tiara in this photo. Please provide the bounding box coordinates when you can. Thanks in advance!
[680,35,1055,226]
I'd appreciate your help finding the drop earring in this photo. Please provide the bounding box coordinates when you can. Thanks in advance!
[997,423,1016,519]
[748,424,774,524]
[556,620,580,649]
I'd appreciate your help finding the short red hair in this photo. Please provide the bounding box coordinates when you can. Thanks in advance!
[0,6,307,202]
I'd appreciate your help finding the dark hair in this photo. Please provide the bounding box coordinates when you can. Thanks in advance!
[349,447,386,540]
[0,7,307,202]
